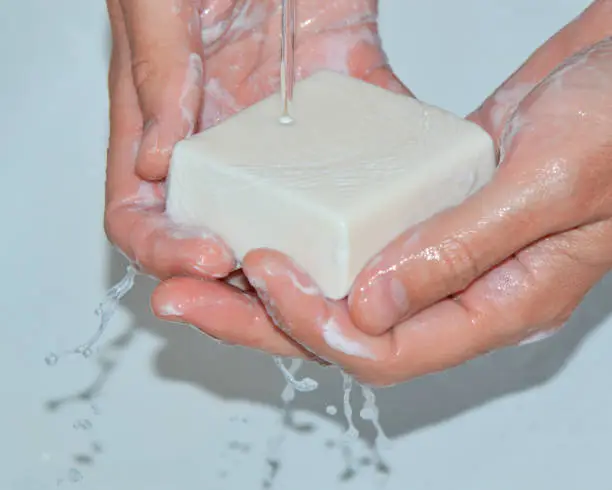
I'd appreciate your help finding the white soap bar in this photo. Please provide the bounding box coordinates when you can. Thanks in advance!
[167,71,496,299]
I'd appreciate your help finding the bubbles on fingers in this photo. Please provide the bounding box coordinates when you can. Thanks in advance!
[179,53,204,138]
[152,277,305,356]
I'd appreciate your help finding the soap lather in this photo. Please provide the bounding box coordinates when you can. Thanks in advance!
[166,71,496,299]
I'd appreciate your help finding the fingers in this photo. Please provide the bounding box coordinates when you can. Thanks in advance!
[242,222,610,386]
[105,0,235,280]
[105,197,236,279]
[348,101,596,335]
[151,276,310,357]
[119,0,204,180]
[242,249,393,374]
[350,37,612,336]
[382,221,612,384]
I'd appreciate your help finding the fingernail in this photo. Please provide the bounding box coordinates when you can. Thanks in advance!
[358,276,409,332]
[140,120,172,160]
[156,301,184,319]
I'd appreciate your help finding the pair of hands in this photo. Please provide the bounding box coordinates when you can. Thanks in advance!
[105,0,612,386]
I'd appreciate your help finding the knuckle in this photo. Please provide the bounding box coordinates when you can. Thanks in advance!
[438,235,481,291]
[131,57,158,94]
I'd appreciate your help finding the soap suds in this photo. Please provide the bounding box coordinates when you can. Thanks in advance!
[167,225,215,240]
[323,28,379,75]
[262,262,320,296]
[130,181,165,209]
[491,82,535,133]
[179,53,203,138]
[321,317,376,360]
[200,0,267,51]
[201,78,241,129]
[518,328,558,346]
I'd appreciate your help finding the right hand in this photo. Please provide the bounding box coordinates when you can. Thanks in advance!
[105,0,410,281]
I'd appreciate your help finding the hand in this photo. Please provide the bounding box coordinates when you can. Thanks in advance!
[104,0,409,281]
[142,0,411,353]
[270,39,612,385]
[179,38,612,386]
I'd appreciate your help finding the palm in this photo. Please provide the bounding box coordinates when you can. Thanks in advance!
[196,0,407,128]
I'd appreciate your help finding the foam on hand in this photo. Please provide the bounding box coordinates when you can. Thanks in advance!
[166,71,496,299]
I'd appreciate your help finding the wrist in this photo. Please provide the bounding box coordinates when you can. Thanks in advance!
[474,0,612,140]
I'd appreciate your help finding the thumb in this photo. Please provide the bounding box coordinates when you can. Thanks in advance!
[120,0,204,180]
[348,108,590,335]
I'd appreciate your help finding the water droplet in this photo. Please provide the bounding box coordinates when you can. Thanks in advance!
[326,405,338,416]
[359,407,374,420]
[67,468,83,482]
[48,266,137,368]
[45,353,58,366]
[279,114,294,125]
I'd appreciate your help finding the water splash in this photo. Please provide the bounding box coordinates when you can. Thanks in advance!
[326,405,338,416]
[274,357,318,399]
[360,384,392,478]
[263,358,314,489]
[338,371,359,479]
[45,265,137,366]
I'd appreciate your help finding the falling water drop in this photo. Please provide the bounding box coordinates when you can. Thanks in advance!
[44,353,59,366]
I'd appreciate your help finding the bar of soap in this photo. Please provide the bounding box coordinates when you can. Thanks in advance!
[167,71,496,299]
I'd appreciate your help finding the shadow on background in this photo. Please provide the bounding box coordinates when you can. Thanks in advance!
[106,246,612,442]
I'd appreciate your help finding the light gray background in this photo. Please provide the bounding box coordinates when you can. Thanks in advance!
[2,0,610,489]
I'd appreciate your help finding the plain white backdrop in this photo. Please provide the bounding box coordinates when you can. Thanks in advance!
[1,1,610,489]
